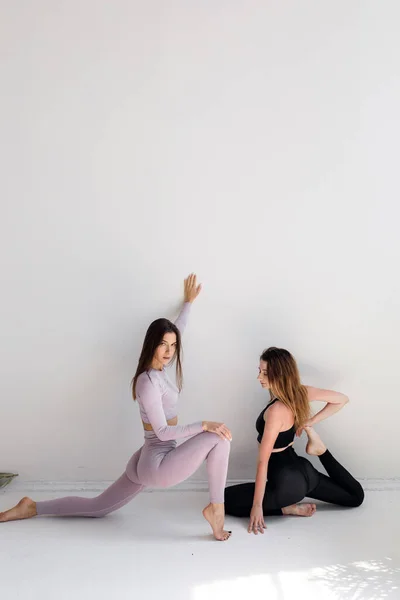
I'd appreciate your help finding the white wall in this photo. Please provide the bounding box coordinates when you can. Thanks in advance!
[1,1,399,483]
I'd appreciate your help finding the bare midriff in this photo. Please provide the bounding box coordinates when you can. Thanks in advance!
[258,440,295,453]
[142,416,178,431]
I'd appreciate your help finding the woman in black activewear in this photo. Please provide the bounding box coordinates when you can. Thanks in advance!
[225,347,364,534]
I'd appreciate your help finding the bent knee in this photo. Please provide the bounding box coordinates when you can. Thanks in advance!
[203,431,231,447]
[217,435,231,457]
[351,484,365,507]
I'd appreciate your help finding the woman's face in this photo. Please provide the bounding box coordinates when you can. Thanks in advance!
[152,332,177,370]
[257,360,270,389]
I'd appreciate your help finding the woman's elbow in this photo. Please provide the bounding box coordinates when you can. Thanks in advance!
[155,429,171,441]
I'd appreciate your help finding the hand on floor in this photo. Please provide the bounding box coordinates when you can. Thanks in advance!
[248,506,266,535]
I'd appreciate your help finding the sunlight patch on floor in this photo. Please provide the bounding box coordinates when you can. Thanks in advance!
[192,558,399,600]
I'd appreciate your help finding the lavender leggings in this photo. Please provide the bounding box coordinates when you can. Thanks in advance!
[36,432,230,517]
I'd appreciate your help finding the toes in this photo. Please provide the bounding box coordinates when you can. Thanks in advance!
[217,530,231,541]
[307,503,316,516]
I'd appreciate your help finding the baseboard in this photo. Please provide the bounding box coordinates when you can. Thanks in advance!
[356,478,400,491]
[3,477,400,494]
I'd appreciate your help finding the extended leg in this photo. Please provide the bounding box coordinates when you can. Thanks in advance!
[0,473,144,521]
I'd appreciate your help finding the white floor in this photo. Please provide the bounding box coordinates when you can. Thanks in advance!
[1,489,399,600]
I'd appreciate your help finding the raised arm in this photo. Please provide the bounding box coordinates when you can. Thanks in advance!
[249,402,286,534]
[174,273,202,335]
[174,302,191,334]
[137,375,203,441]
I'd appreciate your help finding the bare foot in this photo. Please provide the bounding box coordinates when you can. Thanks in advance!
[282,503,317,517]
[202,503,231,541]
[305,426,327,456]
[0,497,37,522]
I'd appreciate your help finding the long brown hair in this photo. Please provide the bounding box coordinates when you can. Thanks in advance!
[132,318,183,400]
[260,347,310,429]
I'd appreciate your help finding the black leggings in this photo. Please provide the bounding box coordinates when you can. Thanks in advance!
[224,447,364,517]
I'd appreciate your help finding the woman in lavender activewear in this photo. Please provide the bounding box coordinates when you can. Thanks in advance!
[0,274,232,541]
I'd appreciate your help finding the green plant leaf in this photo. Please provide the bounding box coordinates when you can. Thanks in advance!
[0,473,18,489]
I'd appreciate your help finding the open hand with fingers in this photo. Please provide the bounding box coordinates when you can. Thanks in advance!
[248,505,266,535]
[184,273,202,303]
[202,421,232,442]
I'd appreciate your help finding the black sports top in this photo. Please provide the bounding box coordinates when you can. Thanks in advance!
[255,399,296,449]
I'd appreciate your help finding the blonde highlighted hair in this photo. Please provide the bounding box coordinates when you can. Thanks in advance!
[260,347,310,429]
